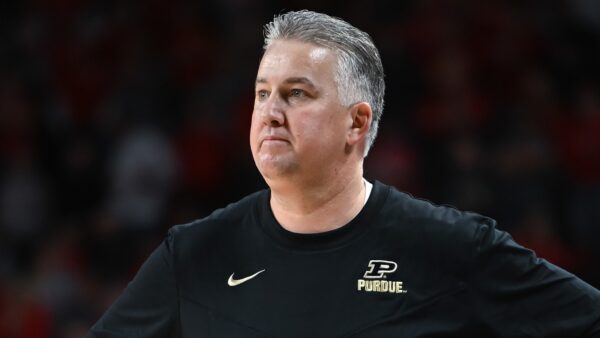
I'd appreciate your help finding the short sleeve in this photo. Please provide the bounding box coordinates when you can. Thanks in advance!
[86,231,180,338]
[466,218,600,337]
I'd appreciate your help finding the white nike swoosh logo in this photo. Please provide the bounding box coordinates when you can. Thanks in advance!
[228,269,265,286]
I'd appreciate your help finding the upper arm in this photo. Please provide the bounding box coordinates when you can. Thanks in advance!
[466,218,600,337]
[86,231,181,338]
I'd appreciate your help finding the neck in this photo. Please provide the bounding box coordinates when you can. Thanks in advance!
[267,165,366,234]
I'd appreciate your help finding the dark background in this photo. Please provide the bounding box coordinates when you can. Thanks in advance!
[1,0,599,337]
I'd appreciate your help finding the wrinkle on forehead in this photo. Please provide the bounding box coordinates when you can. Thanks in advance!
[260,41,334,71]
[256,40,341,101]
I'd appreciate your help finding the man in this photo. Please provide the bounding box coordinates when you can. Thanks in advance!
[87,10,600,337]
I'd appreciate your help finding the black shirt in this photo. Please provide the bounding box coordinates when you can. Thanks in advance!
[87,181,600,337]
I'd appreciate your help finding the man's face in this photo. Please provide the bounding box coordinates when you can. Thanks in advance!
[250,39,351,183]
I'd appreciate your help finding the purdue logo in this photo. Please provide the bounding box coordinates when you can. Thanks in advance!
[358,260,407,294]
[363,260,397,279]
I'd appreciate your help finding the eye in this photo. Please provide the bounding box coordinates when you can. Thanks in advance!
[256,90,269,101]
[290,89,305,97]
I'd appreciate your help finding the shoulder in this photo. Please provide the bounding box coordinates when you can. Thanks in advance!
[376,182,499,273]
[381,182,495,241]
[166,189,267,251]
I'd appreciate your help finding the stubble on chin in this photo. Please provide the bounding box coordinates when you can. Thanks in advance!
[256,152,300,181]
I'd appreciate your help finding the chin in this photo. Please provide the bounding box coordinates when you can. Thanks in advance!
[257,158,299,180]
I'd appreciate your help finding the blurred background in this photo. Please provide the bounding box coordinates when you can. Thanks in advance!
[1,0,599,337]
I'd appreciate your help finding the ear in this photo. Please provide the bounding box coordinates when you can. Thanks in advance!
[347,102,372,147]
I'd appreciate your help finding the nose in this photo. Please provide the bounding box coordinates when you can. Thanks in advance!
[260,94,285,127]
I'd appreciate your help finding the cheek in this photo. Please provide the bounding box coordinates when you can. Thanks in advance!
[292,116,333,149]
[250,109,264,130]
[250,109,259,126]
[310,112,347,150]
[249,112,261,146]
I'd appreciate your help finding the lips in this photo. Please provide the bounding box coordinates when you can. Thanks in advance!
[264,135,287,141]
[261,135,289,144]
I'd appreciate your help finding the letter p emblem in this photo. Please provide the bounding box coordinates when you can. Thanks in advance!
[363,260,398,279]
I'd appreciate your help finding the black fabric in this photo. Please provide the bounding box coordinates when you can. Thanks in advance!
[87,181,600,337]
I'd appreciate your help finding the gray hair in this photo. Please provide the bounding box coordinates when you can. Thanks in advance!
[263,10,385,157]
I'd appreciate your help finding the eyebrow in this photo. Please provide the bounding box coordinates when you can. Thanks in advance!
[255,77,317,89]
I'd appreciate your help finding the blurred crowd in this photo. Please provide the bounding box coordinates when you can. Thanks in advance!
[1,0,599,337]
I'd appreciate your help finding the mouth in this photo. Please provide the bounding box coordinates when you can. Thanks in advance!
[261,135,289,146]
[263,135,288,142]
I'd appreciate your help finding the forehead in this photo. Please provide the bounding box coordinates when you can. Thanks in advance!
[257,40,338,83]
